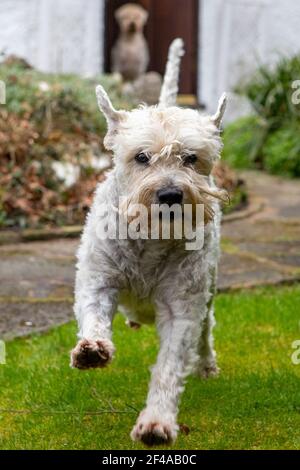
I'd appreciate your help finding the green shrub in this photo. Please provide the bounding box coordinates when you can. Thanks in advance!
[0,61,130,137]
[222,115,264,169]
[263,123,300,177]
[235,55,300,126]
[224,55,300,177]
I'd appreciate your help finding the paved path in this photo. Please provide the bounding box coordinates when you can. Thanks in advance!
[0,171,299,339]
[220,171,300,290]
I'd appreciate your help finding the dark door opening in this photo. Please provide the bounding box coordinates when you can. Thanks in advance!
[105,0,199,97]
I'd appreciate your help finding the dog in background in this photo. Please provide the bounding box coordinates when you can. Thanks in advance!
[111,3,149,81]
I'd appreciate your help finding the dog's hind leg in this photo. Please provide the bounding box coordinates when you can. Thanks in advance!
[196,304,220,379]
[70,281,118,370]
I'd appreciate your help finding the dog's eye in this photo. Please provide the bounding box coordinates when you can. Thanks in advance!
[135,152,150,164]
[183,154,198,165]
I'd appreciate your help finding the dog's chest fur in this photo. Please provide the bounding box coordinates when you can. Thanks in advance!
[119,240,197,323]
[116,230,216,324]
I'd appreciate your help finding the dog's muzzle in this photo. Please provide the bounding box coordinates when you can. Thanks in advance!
[128,22,137,33]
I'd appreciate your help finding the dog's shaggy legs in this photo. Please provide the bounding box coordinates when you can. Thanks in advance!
[131,304,200,445]
[196,306,219,378]
[71,284,118,370]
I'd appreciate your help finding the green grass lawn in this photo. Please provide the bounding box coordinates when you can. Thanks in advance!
[0,285,300,450]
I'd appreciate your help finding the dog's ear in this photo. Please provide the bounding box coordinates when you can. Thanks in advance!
[140,9,149,24]
[96,85,127,150]
[114,6,123,23]
[211,93,227,128]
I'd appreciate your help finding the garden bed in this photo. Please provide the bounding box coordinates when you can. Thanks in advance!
[0,58,132,229]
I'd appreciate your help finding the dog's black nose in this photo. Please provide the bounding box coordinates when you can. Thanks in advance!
[157,188,183,206]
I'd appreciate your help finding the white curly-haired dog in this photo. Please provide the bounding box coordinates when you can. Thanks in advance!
[71,38,227,446]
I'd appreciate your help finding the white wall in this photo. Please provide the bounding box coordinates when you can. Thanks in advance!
[1,0,300,120]
[199,0,300,121]
[0,0,105,76]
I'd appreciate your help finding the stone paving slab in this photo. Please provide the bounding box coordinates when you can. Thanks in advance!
[0,171,299,338]
[0,301,73,341]
[0,240,76,299]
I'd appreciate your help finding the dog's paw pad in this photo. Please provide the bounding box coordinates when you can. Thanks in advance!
[70,339,114,370]
[131,418,177,446]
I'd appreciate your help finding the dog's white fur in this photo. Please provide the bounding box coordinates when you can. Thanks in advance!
[71,39,227,446]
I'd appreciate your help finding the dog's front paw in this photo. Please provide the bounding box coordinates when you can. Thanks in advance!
[70,338,115,370]
[131,410,178,446]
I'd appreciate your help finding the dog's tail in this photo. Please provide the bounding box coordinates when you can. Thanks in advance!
[159,38,185,108]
